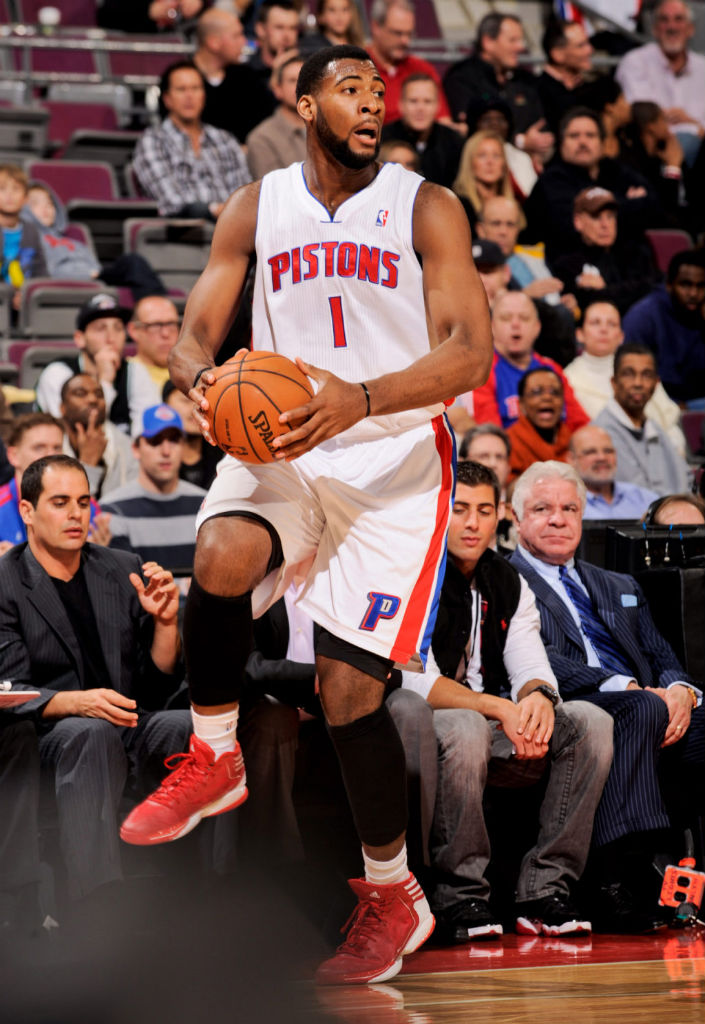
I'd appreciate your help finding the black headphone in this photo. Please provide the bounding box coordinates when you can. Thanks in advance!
[643,497,669,527]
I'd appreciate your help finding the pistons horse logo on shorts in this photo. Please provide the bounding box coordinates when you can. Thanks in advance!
[360,591,401,632]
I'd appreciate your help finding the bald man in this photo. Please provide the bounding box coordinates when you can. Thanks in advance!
[194,7,275,143]
[568,424,658,520]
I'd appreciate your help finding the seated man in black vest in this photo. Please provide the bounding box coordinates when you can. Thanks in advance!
[387,460,613,942]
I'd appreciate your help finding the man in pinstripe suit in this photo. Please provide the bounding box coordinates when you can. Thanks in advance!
[510,460,704,930]
[0,453,191,910]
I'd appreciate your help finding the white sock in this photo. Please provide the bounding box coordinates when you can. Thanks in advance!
[363,843,409,886]
[191,707,238,758]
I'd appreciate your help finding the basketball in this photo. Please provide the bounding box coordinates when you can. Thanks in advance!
[203,350,314,463]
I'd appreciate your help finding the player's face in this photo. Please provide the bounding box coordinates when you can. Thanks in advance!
[492,294,540,362]
[20,466,91,554]
[8,425,64,477]
[668,264,705,314]
[519,371,564,431]
[137,429,184,488]
[399,80,438,133]
[516,478,583,565]
[448,482,498,573]
[309,60,385,169]
[569,427,618,486]
[653,0,694,56]
[163,67,206,123]
[483,20,525,70]
[574,208,617,248]
[612,354,659,414]
[576,302,623,356]
[561,117,602,167]
[60,375,107,429]
[465,434,510,489]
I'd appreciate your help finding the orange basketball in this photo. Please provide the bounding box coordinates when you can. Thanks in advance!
[204,350,314,463]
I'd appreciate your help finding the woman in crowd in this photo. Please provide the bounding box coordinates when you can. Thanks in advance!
[453,130,521,234]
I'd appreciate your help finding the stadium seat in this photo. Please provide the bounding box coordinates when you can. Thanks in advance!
[0,81,30,106]
[43,100,119,152]
[0,360,19,385]
[17,279,120,338]
[681,410,705,460]
[65,199,159,263]
[46,82,133,130]
[63,131,141,197]
[124,218,215,294]
[0,283,12,339]
[11,35,99,79]
[26,159,119,203]
[14,0,97,26]
[644,228,693,274]
[106,36,183,84]
[0,105,48,158]
[18,342,80,390]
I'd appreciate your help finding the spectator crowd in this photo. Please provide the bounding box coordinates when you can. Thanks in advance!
[1,0,705,975]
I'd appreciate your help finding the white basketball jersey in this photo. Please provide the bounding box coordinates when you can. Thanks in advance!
[252,161,444,438]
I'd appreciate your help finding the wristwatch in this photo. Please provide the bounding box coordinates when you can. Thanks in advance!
[533,684,560,707]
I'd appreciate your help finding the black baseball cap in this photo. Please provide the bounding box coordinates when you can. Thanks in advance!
[76,293,132,332]
[472,239,506,270]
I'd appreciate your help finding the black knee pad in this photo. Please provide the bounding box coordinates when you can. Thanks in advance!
[316,628,393,684]
[183,578,253,706]
[328,704,408,847]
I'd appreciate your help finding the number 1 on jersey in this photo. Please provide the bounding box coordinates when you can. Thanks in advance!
[328,296,348,348]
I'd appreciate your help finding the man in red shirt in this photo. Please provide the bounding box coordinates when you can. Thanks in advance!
[367,0,451,124]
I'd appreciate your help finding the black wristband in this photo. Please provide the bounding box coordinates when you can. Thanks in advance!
[192,366,212,389]
[360,381,371,417]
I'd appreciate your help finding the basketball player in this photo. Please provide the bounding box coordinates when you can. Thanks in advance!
[121,45,493,985]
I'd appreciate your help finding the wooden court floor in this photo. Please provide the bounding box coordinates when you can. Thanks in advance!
[309,931,705,1024]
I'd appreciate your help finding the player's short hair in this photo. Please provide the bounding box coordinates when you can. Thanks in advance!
[456,459,501,507]
[667,247,705,282]
[476,12,522,50]
[517,366,563,399]
[20,454,88,508]
[0,163,28,190]
[512,461,586,519]
[558,105,605,143]
[296,45,374,101]
[613,342,656,375]
[8,412,63,449]
[459,422,511,460]
[400,72,437,95]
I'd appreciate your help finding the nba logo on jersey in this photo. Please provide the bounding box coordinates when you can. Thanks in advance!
[360,591,401,631]
[376,209,389,227]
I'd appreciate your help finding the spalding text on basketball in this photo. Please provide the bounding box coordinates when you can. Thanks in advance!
[268,242,400,292]
[248,408,278,457]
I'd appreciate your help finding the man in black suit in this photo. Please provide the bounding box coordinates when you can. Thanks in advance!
[510,459,704,927]
[0,454,190,908]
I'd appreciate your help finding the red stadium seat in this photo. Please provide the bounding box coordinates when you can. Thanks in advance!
[43,101,119,149]
[25,159,119,203]
[644,229,693,275]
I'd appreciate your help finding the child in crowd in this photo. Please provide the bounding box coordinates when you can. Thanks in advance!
[22,182,167,300]
[0,165,47,307]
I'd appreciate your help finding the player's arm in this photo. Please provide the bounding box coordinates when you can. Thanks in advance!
[167,182,261,431]
[276,184,493,459]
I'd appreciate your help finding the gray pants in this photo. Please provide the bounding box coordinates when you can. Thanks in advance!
[387,689,613,910]
[38,711,191,900]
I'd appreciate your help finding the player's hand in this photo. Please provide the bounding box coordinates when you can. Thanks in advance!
[645,685,692,746]
[42,688,138,726]
[74,409,108,465]
[273,358,368,460]
[184,353,235,446]
[130,562,180,626]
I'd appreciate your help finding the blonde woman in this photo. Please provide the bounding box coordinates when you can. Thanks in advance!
[453,130,518,233]
[302,0,365,51]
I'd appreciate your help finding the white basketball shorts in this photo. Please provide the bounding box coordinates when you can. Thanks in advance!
[196,414,456,668]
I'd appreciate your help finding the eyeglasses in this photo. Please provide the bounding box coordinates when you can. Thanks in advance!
[133,320,180,335]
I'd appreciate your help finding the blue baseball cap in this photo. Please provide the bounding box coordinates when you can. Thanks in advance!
[137,403,184,439]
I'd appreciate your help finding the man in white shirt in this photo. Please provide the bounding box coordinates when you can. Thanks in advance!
[616,0,705,164]
[387,460,613,942]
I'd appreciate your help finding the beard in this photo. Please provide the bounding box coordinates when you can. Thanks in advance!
[315,108,379,170]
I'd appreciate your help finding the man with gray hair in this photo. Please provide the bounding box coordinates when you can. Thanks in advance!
[510,460,704,931]
[616,0,705,164]
[367,0,451,124]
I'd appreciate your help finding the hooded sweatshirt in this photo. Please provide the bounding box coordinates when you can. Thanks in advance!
[20,184,101,280]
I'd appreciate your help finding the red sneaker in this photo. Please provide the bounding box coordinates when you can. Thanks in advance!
[315,874,434,986]
[120,735,247,845]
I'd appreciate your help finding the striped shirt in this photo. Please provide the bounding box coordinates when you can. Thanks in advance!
[132,117,251,216]
[101,479,205,574]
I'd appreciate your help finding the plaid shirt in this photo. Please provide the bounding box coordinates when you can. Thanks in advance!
[133,116,251,215]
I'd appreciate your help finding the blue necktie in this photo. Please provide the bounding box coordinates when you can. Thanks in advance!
[558,565,632,676]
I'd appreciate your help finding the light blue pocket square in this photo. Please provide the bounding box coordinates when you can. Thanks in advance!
[620,594,638,607]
